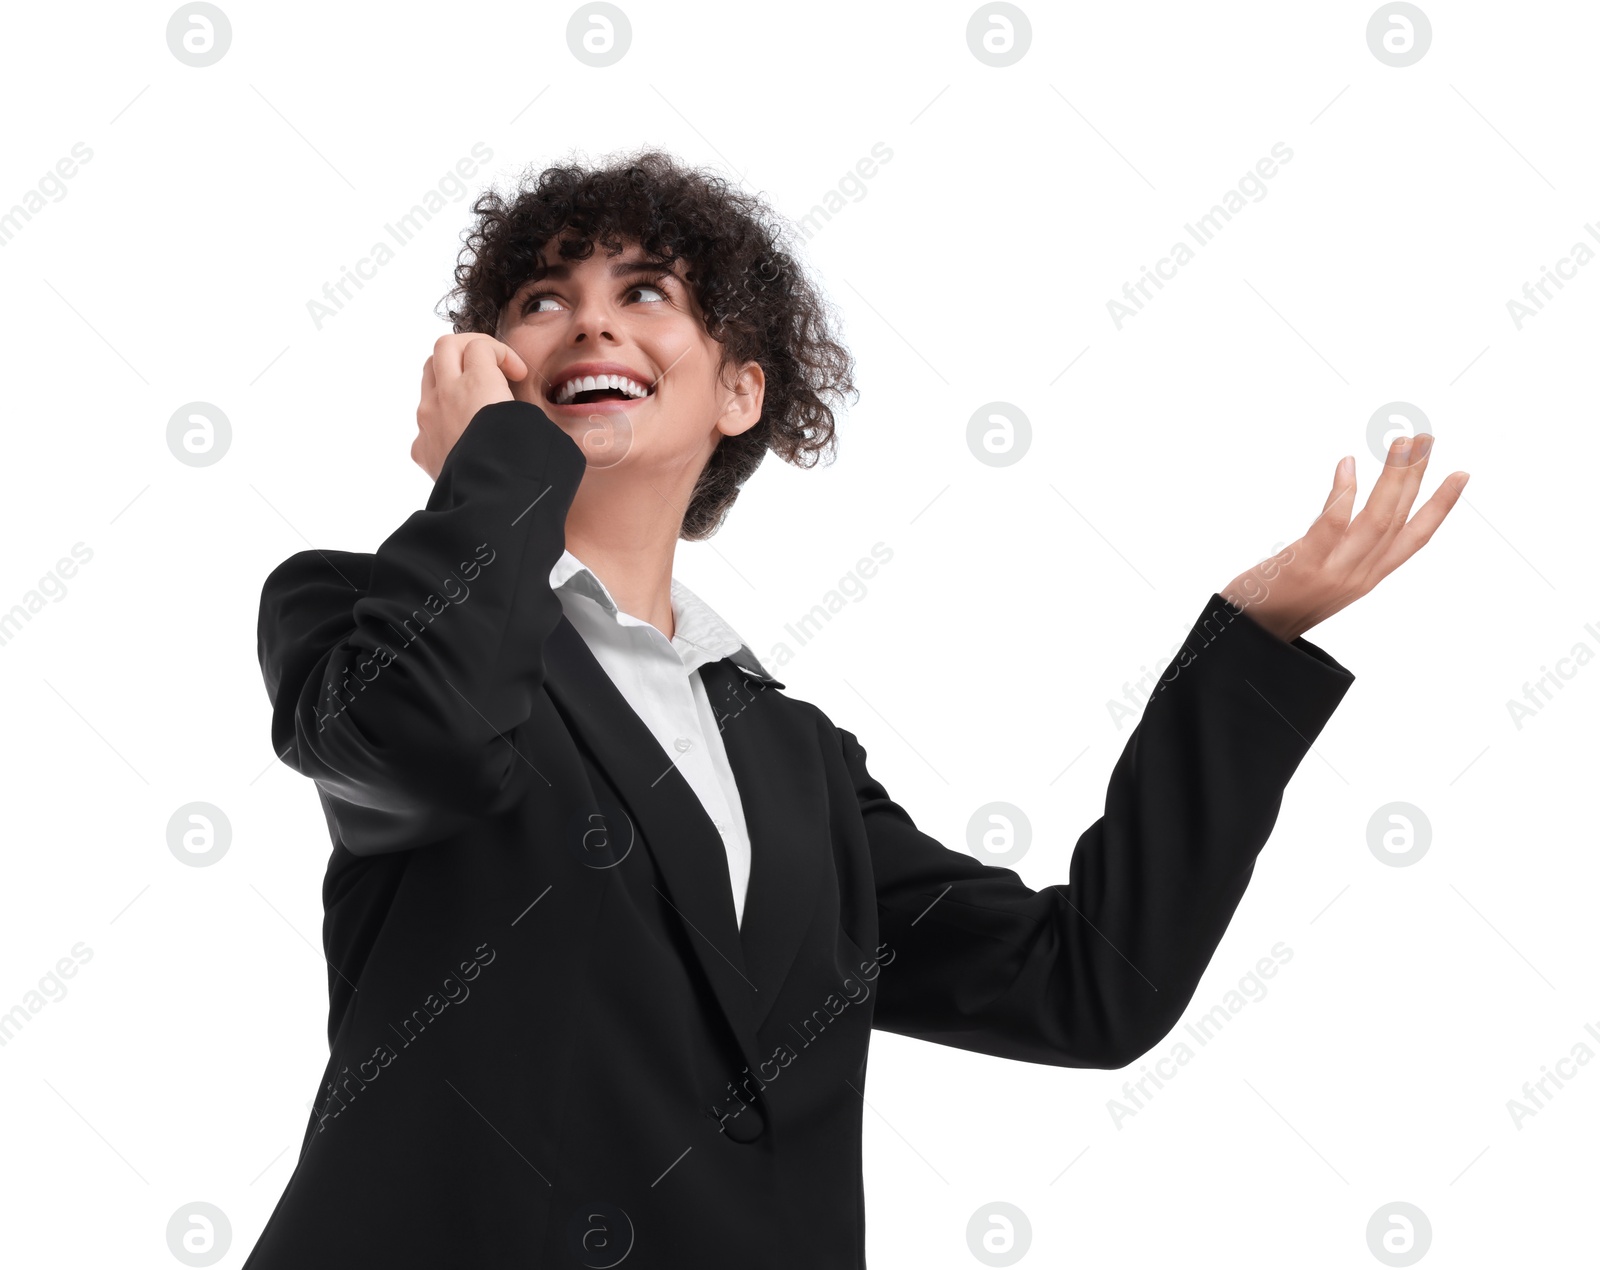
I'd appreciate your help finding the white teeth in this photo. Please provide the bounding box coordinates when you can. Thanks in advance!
[552,372,654,404]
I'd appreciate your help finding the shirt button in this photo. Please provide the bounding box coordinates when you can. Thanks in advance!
[674,736,692,753]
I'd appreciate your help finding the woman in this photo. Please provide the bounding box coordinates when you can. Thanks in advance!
[247,149,1466,1268]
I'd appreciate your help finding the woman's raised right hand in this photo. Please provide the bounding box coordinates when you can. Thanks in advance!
[412,333,529,481]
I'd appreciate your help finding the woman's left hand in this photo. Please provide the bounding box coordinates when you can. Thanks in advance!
[1222,434,1469,643]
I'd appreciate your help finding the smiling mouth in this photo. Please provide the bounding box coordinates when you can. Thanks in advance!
[544,387,656,415]
[547,372,658,408]
[559,387,649,405]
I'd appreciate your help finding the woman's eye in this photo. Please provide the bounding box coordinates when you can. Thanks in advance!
[520,281,667,315]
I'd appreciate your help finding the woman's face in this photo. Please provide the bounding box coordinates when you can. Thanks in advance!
[495,234,763,476]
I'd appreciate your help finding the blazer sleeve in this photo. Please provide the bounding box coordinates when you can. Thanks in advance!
[848,593,1355,1069]
[257,400,588,856]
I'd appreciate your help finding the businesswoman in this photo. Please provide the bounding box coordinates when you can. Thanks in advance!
[246,149,1467,1268]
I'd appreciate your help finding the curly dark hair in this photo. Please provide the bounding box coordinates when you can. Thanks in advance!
[437,147,858,540]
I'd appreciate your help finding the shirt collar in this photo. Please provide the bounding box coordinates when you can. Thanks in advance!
[550,549,747,671]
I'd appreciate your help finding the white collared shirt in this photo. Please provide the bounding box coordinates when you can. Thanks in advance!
[550,550,755,928]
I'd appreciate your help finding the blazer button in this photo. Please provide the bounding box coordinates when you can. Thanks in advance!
[711,1100,766,1143]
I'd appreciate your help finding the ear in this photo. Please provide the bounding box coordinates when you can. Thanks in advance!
[715,360,766,439]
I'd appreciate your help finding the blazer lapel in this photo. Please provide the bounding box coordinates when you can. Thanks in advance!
[699,655,824,1031]
[540,616,822,1071]
[541,615,751,1021]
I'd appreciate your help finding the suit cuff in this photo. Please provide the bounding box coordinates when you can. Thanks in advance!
[1153,592,1355,747]
[440,399,586,487]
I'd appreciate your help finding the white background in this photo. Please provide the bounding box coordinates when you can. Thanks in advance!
[0,0,1593,1265]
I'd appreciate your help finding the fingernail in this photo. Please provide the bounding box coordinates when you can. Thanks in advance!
[1412,435,1432,461]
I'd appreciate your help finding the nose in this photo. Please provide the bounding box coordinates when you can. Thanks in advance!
[568,291,619,344]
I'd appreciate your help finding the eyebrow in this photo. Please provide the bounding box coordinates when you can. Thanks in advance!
[529,257,679,282]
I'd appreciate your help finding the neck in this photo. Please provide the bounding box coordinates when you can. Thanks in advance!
[562,469,686,639]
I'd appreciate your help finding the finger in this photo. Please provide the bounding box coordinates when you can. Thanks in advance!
[1303,456,1358,556]
[434,331,496,384]
[1384,433,1434,531]
[501,340,529,383]
[483,334,527,382]
[1348,434,1418,544]
[1370,470,1470,579]
[1321,456,1354,515]
[461,333,527,383]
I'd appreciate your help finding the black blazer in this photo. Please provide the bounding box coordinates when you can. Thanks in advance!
[245,401,1355,1268]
